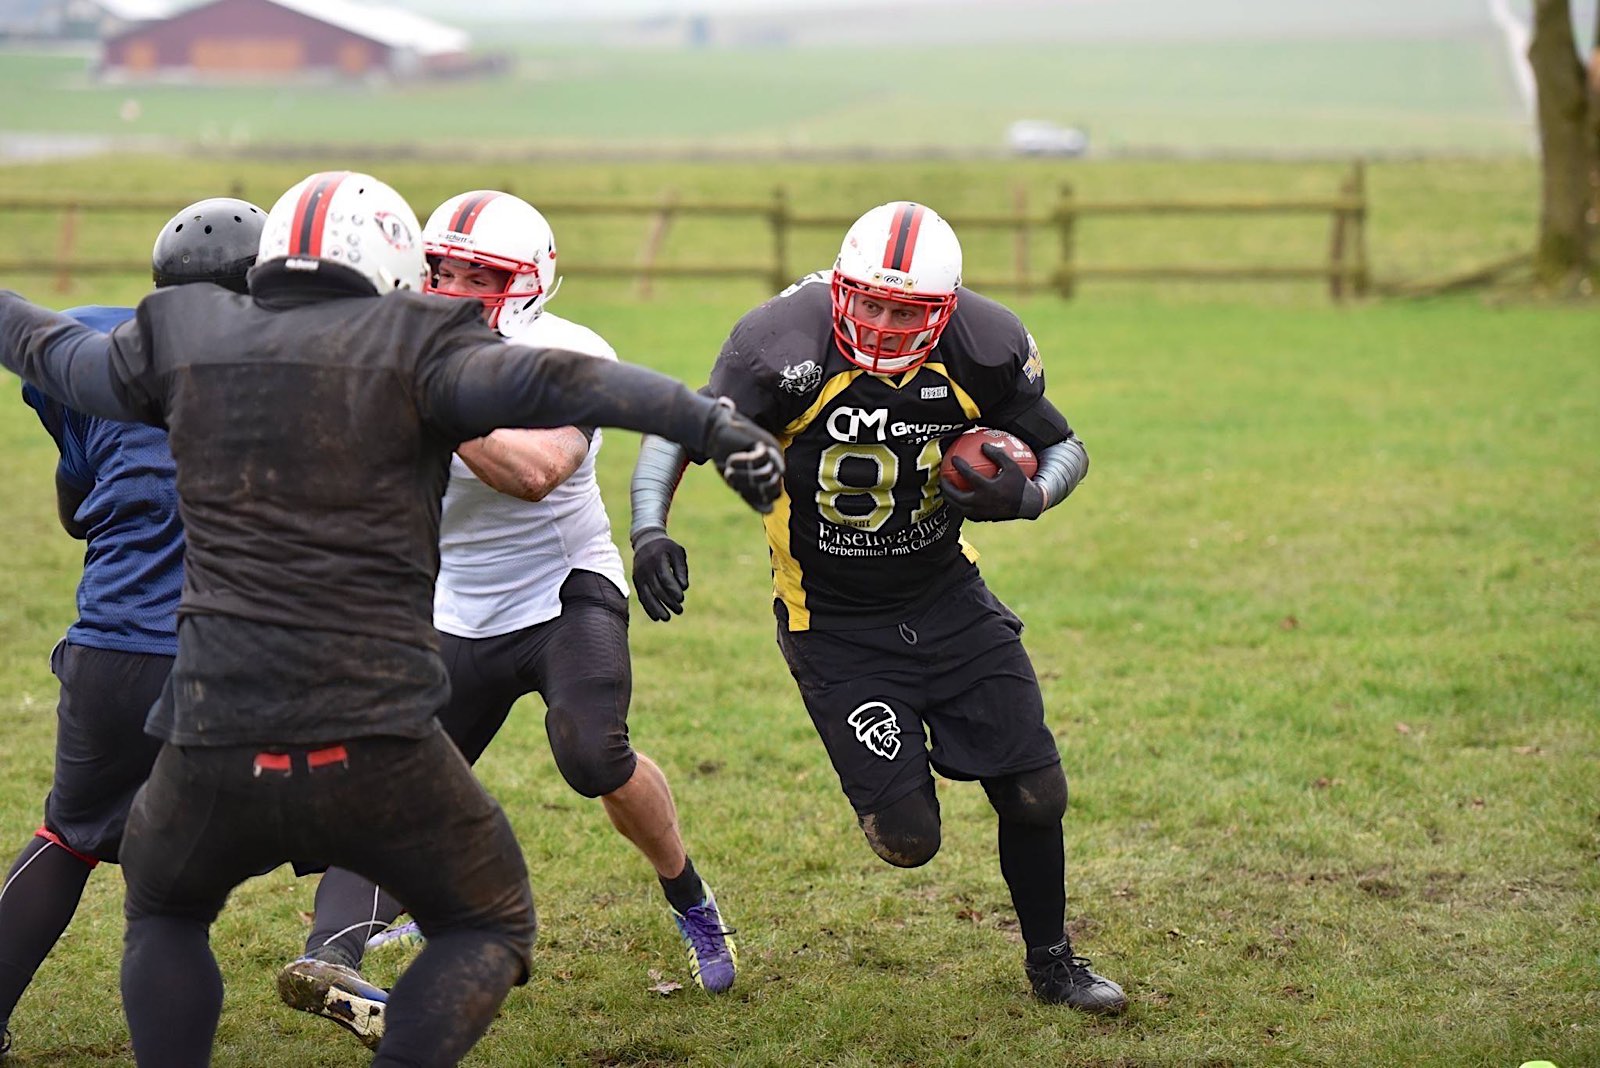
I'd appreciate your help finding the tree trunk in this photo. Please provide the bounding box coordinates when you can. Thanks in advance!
[1590,7,1599,221]
[1527,0,1597,289]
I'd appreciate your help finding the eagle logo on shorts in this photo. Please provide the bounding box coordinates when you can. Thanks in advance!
[847,700,902,761]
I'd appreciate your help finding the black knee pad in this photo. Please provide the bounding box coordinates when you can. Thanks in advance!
[858,784,941,868]
[545,706,635,799]
[982,764,1068,827]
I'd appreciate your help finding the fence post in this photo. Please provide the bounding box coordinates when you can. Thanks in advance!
[769,185,790,295]
[1054,183,1076,300]
[1328,169,1350,303]
[54,202,79,295]
[1013,183,1030,296]
[1350,158,1370,297]
[634,187,678,300]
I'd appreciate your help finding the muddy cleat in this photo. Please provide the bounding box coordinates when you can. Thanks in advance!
[1,1026,10,1060]
[277,957,389,1049]
[1025,939,1128,1015]
[365,920,424,953]
[671,885,738,993]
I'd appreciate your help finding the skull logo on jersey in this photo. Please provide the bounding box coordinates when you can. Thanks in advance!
[847,700,903,761]
[779,359,823,395]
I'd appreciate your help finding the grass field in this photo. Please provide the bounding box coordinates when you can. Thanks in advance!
[1,199,1598,1068]
[0,30,1529,157]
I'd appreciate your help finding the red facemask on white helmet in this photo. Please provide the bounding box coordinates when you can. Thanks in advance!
[422,190,558,337]
[258,171,426,294]
[830,201,962,375]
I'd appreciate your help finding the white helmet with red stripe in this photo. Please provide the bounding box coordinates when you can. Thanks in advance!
[831,201,962,374]
[258,171,426,295]
[422,190,558,337]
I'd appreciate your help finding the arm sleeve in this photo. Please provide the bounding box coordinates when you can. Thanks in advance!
[0,293,158,424]
[1033,436,1089,512]
[629,435,690,543]
[421,334,718,456]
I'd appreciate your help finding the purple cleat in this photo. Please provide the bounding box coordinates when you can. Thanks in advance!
[671,885,738,993]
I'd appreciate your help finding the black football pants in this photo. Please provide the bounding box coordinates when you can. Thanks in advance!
[119,730,536,1068]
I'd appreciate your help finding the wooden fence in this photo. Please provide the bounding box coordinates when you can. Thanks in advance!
[0,162,1370,301]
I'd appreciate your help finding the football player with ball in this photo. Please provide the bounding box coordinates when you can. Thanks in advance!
[629,201,1126,1013]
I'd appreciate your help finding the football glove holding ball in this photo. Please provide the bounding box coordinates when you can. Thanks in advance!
[939,427,1044,521]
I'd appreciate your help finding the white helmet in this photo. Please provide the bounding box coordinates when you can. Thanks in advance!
[422,190,558,336]
[831,201,962,374]
[258,171,426,295]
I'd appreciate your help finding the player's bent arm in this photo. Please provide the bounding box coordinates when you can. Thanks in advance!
[0,294,146,423]
[456,426,591,502]
[994,394,1088,513]
[629,435,690,543]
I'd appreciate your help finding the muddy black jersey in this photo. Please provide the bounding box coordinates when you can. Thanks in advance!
[708,273,1066,631]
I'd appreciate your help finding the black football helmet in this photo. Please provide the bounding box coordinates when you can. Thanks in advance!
[151,197,266,294]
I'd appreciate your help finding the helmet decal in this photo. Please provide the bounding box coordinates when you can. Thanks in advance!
[882,202,926,274]
[373,210,414,252]
[448,191,500,235]
[288,172,348,258]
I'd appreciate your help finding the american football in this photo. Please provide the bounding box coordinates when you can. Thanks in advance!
[939,427,1038,491]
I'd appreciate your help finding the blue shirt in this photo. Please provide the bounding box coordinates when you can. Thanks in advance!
[21,305,182,656]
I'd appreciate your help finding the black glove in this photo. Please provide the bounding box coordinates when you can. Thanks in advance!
[702,397,784,514]
[631,526,689,622]
[941,442,1045,522]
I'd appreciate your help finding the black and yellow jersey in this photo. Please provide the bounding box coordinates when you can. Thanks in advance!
[707,273,1070,631]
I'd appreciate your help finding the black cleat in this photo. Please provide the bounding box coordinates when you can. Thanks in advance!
[1025,939,1128,1015]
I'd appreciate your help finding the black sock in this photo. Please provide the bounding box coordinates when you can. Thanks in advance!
[659,856,706,914]
[996,817,1066,954]
[304,868,405,971]
[0,835,95,1026]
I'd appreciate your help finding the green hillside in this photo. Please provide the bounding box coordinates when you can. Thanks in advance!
[0,31,1529,156]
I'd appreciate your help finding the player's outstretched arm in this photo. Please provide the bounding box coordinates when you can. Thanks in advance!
[629,435,692,622]
[0,293,147,423]
[436,340,784,514]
